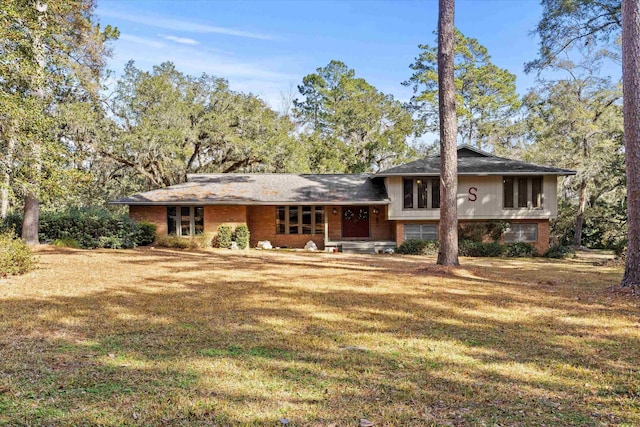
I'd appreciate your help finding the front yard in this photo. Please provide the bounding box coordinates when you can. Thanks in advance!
[0,247,638,426]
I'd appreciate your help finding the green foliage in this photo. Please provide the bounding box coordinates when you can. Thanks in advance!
[135,221,157,246]
[217,225,233,249]
[458,221,510,243]
[0,0,118,231]
[2,209,154,249]
[294,60,416,172]
[52,238,81,249]
[458,223,486,243]
[528,0,621,72]
[404,29,521,150]
[396,239,439,255]
[0,231,35,277]
[505,242,538,257]
[155,235,195,249]
[102,61,303,192]
[544,244,575,259]
[234,224,250,250]
[459,240,506,257]
[523,53,624,248]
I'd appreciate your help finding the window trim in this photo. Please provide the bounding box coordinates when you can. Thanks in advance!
[275,206,325,235]
[503,176,544,210]
[403,224,439,242]
[503,223,538,243]
[402,177,440,210]
[167,206,204,236]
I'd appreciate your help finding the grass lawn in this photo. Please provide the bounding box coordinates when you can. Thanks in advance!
[0,247,638,426]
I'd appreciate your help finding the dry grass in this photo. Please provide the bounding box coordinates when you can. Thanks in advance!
[0,246,638,426]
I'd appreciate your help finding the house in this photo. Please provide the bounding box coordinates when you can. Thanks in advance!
[113,145,575,253]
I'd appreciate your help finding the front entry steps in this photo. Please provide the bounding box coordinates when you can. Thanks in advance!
[331,241,397,254]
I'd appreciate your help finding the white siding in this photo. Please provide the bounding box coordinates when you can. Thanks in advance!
[386,175,558,220]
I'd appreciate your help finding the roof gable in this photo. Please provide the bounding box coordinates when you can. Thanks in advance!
[376,145,575,176]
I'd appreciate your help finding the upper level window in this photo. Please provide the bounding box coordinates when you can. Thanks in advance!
[276,206,324,235]
[167,206,204,236]
[503,176,543,209]
[403,177,440,209]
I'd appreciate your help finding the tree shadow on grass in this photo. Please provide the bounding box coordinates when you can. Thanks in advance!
[0,248,637,425]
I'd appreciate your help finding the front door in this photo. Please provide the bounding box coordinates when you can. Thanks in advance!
[342,206,370,238]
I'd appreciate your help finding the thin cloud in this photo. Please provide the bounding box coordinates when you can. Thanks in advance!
[119,34,164,49]
[163,35,199,45]
[101,9,275,40]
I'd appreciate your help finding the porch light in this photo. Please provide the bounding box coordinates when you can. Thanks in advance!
[332,207,338,215]
[372,207,380,215]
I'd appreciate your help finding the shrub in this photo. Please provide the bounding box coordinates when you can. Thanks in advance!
[52,238,81,249]
[459,240,506,257]
[2,209,155,249]
[234,224,250,249]
[155,235,192,249]
[505,242,538,257]
[135,221,156,246]
[0,231,35,277]
[217,225,233,249]
[396,239,439,255]
[458,223,486,243]
[544,244,575,259]
[486,220,510,242]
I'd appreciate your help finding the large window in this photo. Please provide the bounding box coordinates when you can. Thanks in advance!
[276,206,325,235]
[167,206,204,236]
[503,176,543,209]
[503,224,538,243]
[403,177,440,209]
[404,224,438,241]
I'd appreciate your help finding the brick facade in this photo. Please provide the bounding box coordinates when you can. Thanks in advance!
[129,204,550,253]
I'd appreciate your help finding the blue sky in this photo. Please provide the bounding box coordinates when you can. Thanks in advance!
[95,0,615,111]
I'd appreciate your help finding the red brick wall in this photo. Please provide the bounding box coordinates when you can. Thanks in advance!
[129,206,167,235]
[128,205,247,237]
[246,204,394,249]
[327,205,393,241]
[247,206,326,249]
[204,205,247,234]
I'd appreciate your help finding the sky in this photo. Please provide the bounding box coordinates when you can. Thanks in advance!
[95,0,616,111]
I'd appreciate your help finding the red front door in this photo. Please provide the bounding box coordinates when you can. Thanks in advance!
[342,206,370,238]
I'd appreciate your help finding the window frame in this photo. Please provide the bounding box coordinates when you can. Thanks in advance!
[167,206,204,237]
[503,223,538,243]
[403,224,438,242]
[503,176,544,209]
[275,206,325,235]
[402,177,441,210]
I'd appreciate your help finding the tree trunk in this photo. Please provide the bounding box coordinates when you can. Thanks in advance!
[574,182,588,247]
[1,136,14,219]
[622,0,640,288]
[21,2,47,244]
[21,196,39,244]
[436,0,459,266]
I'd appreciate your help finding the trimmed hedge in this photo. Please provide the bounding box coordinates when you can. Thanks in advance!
[2,209,155,249]
[234,224,250,249]
[396,239,439,255]
[459,240,506,257]
[217,225,233,249]
[0,231,35,277]
[505,242,538,257]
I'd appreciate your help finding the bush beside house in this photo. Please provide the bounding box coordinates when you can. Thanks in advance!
[1,209,156,249]
[0,231,35,277]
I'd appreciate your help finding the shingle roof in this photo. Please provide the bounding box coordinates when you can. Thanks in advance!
[112,174,390,206]
[376,145,576,176]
